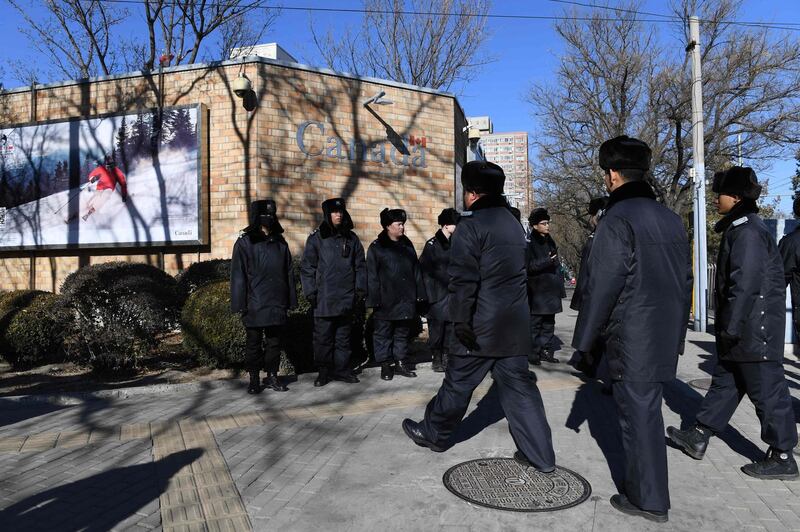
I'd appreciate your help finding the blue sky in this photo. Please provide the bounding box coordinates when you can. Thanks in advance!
[2,1,800,213]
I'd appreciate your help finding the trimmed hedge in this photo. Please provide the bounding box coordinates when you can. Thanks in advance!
[61,262,180,374]
[0,290,73,368]
[175,259,231,304]
[181,280,247,367]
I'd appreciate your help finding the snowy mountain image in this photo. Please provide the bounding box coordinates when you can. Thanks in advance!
[0,148,200,248]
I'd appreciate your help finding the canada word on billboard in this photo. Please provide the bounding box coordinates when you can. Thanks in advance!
[0,105,205,251]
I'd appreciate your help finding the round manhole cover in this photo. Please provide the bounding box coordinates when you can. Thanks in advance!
[689,378,712,390]
[442,458,591,512]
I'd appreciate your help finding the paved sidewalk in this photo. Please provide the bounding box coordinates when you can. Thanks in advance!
[0,306,798,531]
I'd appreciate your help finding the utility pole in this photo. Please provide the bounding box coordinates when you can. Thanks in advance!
[689,15,708,332]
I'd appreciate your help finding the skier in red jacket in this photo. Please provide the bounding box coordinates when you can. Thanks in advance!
[82,156,128,221]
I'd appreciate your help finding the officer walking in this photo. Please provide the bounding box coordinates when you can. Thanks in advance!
[526,208,565,364]
[668,167,798,480]
[367,208,426,380]
[778,197,800,347]
[402,161,556,473]
[569,197,608,377]
[420,208,460,373]
[572,136,692,523]
[300,198,366,387]
[231,199,297,395]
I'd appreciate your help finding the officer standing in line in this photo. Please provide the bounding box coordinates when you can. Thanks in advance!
[300,198,366,387]
[231,199,297,395]
[526,208,565,365]
[402,161,556,473]
[420,208,460,373]
[572,136,692,523]
[367,208,427,381]
[778,198,800,348]
[668,167,798,479]
[569,196,608,377]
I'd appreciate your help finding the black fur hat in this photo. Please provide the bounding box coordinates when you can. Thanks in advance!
[380,208,407,228]
[712,166,762,200]
[247,199,283,234]
[528,207,550,225]
[509,206,522,223]
[461,160,505,195]
[321,197,353,232]
[588,196,608,216]
[437,208,460,226]
[599,135,651,171]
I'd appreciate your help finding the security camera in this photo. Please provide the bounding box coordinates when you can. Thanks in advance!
[232,74,252,97]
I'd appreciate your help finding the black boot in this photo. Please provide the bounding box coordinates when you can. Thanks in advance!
[610,494,668,523]
[263,374,288,392]
[314,368,331,387]
[431,350,445,373]
[741,447,799,480]
[540,349,559,363]
[381,362,394,381]
[247,372,261,395]
[528,351,541,366]
[666,424,711,460]
[394,361,417,378]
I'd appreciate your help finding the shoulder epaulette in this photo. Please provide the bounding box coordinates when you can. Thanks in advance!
[461,210,473,217]
[427,237,436,245]
[310,228,319,235]
[732,216,749,227]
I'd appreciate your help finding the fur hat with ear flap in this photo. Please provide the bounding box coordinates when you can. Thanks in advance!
[460,160,506,195]
[528,207,550,226]
[598,135,651,171]
[246,199,284,234]
[712,166,762,200]
[437,208,460,226]
[588,196,608,216]
[380,208,407,228]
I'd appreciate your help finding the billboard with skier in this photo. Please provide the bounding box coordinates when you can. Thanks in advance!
[0,104,206,250]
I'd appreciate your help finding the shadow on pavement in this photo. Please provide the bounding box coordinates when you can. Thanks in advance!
[0,398,67,428]
[662,378,763,462]
[0,448,203,531]
[565,380,626,491]
[446,381,505,447]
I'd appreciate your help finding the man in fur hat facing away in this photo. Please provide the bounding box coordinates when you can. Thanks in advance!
[231,199,297,395]
[779,197,800,351]
[669,167,798,480]
[300,198,366,387]
[526,207,566,364]
[402,161,556,474]
[573,136,692,522]
[366,208,427,381]
[420,208,460,372]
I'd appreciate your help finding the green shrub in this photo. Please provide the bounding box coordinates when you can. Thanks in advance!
[0,290,73,368]
[61,262,180,374]
[175,259,231,304]
[182,280,247,367]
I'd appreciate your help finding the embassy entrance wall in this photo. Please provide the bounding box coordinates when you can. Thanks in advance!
[0,57,467,291]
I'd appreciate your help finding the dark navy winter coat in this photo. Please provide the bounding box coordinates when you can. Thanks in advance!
[570,232,595,311]
[366,232,425,320]
[779,225,800,312]
[420,229,453,321]
[230,230,297,328]
[526,232,565,315]
[300,214,367,319]
[448,194,532,358]
[572,181,692,382]
[716,203,785,362]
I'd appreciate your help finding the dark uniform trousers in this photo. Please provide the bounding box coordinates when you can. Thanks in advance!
[246,326,281,374]
[530,314,556,356]
[612,380,670,513]
[373,319,412,363]
[313,315,352,376]
[421,354,556,470]
[696,360,798,451]
[427,319,454,353]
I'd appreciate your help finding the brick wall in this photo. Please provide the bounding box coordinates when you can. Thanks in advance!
[0,59,467,291]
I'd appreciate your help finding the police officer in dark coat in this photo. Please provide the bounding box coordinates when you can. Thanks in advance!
[569,196,608,377]
[668,167,798,480]
[367,208,427,380]
[402,161,556,473]
[572,136,692,522]
[778,197,800,345]
[420,208,460,372]
[300,198,366,387]
[231,199,297,395]
[526,208,565,364]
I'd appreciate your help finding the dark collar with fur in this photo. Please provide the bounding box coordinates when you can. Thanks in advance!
[318,220,353,239]
[714,199,759,234]
[376,230,414,248]
[435,228,451,249]
[245,230,285,245]
[605,180,657,212]
[468,194,511,212]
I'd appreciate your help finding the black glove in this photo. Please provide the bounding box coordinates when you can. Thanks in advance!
[719,330,739,343]
[454,322,479,351]
[416,299,430,315]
